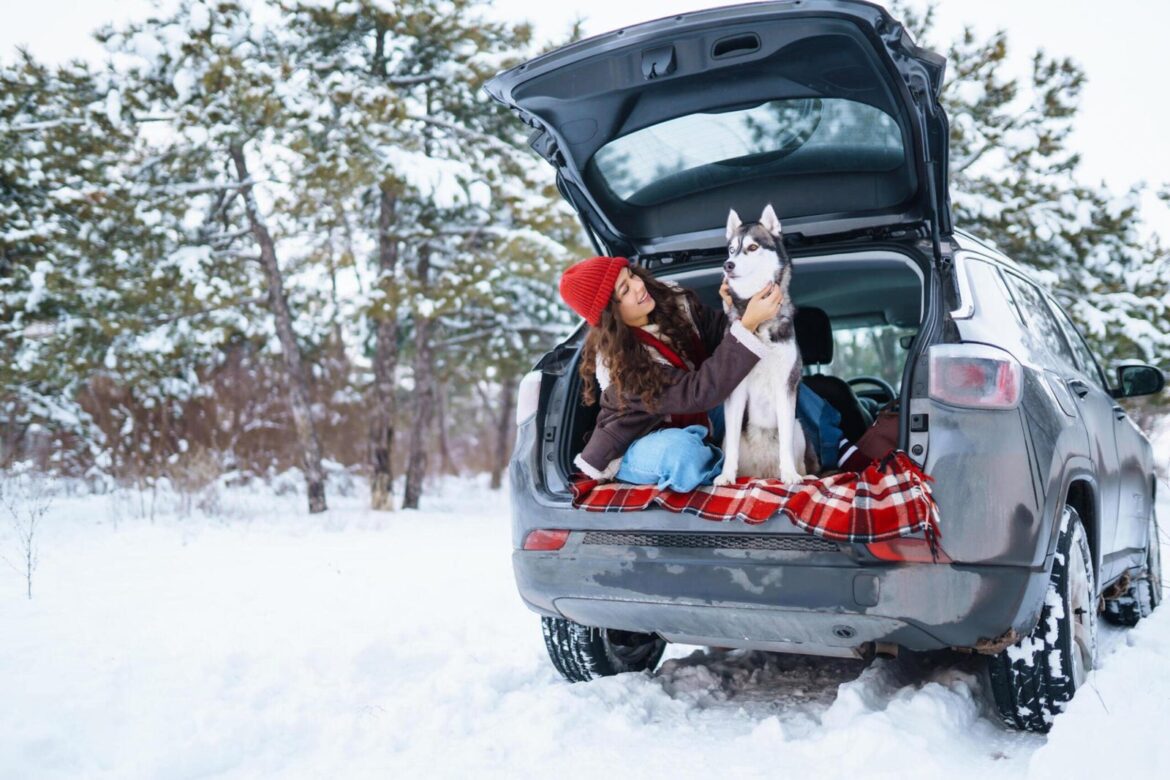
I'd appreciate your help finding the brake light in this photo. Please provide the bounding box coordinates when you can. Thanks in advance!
[515,370,542,425]
[522,529,570,551]
[866,538,952,563]
[929,344,1022,409]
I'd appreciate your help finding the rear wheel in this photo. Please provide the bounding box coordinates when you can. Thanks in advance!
[1103,511,1162,626]
[541,617,666,682]
[985,506,1097,733]
[1146,513,1163,612]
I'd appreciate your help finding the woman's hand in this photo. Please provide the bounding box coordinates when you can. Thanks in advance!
[740,283,783,332]
[719,276,733,313]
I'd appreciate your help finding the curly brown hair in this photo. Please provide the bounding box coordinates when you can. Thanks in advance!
[579,266,703,410]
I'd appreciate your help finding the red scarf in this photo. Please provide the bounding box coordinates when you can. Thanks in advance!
[632,327,711,433]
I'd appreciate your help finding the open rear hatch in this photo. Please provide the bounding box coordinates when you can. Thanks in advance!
[493,1,958,508]
[484,0,953,257]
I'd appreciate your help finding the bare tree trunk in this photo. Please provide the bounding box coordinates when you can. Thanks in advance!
[403,249,436,510]
[0,420,29,468]
[403,85,439,510]
[229,142,327,514]
[436,380,455,476]
[370,185,399,510]
[325,231,344,349]
[371,21,387,77]
[490,376,517,490]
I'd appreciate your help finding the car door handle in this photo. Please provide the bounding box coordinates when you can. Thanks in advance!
[1112,405,1127,420]
[1067,379,1090,398]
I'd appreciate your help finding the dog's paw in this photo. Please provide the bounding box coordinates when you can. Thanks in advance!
[778,468,803,485]
[713,470,738,487]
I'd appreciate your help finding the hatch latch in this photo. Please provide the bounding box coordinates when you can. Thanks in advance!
[641,46,676,80]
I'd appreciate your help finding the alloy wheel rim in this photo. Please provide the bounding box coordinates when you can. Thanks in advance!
[1067,532,1094,688]
[1149,515,1162,605]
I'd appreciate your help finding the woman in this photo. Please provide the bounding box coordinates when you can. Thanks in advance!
[558,255,782,491]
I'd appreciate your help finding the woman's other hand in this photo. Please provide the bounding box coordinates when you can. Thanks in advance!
[740,282,783,332]
[719,276,733,313]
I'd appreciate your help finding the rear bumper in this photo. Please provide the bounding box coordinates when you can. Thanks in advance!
[513,539,1047,653]
[510,418,1050,654]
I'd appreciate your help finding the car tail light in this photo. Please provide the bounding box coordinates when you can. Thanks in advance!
[522,529,570,551]
[928,344,1022,409]
[866,538,952,563]
[515,370,542,425]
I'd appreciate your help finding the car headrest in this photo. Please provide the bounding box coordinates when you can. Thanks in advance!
[795,307,833,365]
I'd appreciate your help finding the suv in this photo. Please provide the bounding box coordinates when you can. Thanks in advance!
[485,0,1164,732]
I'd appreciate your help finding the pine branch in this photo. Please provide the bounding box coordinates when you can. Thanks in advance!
[152,178,262,195]
[143,296,267,327]
[208,249,261,262]
[205,228,254,247]
[382,226,488,241]
[9,114,178,132]
[387,72,444,86]
[440,325,565,347]
[5,118,86,132]
[405,114,528,161]
[951,108,1034,173]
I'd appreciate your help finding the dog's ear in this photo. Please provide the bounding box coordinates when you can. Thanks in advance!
[760,204,782,237]
[726,209,742,242]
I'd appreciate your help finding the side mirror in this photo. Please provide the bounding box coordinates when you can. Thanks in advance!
[1111,364,1165,398]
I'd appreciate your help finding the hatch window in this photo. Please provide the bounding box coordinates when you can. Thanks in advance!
[592,98,905,203]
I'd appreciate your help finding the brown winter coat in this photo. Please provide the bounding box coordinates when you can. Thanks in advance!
[574,289,768,480]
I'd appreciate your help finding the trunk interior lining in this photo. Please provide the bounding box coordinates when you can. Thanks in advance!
[559,250,927,479]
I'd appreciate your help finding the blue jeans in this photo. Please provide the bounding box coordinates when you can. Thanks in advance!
[615,410,725,492]
[612,388,838,491]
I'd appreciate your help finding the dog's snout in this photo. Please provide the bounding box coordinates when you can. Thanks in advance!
[723,260,735,273]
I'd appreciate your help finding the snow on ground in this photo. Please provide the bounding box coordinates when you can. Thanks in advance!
[0,468,1168,779]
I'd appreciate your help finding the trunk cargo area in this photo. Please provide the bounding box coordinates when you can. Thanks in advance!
[546,247,930,522]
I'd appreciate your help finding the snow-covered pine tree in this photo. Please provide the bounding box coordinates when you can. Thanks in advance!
[284,0,582,506]
[104,0,332,512]
[2,53,114,468]
[1,53,129,470]
[395,2,586,502]
[893,2,1169,380]
[279,2,430,511]
[0,50,247,480]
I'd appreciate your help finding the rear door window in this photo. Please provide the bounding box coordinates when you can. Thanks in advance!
[1045,297,1110,389]
[1001,272,1078,372]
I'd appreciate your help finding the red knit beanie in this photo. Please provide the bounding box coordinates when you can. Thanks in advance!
[558,256,629,326]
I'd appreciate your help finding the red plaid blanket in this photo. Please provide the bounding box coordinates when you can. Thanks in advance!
[570,450,941,553]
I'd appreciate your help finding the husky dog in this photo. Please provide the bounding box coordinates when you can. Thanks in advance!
[714,204,817,486]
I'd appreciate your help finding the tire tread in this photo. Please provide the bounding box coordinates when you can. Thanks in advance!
[986,507,1095,733]
[541,616,664,683]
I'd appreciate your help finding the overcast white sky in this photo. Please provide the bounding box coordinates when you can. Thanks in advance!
[3,0,1168,239]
